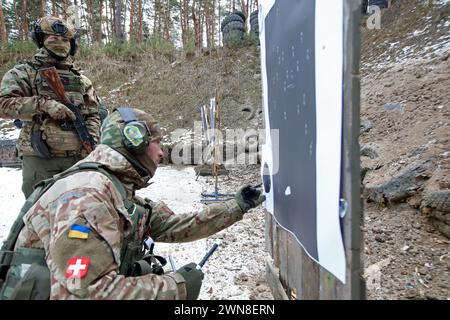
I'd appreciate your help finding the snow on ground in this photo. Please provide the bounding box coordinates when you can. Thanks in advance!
[137,165,256,300]
[0,122,20,140]
[0,168,25,244]
[362,1,450,73]
[0,165,269,300]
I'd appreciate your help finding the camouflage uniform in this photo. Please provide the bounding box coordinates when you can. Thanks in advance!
[0,19,101,198]
[13,144,244,299]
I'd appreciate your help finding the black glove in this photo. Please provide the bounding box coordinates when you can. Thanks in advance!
[235,184,266,213]
[176,262,204,300]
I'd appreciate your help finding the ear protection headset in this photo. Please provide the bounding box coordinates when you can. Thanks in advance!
[116,107,151,155]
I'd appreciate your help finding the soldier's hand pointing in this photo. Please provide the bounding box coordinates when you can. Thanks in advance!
[39,99,76,121]
[235,184,266,213]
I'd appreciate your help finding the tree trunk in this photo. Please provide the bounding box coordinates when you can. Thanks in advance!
[22,0,29,40]
[179,0,189,47]
[111,0,116,38]
[63,0,69,19]
[163,0,170,41]
[212,0,216,47]
[204,0,211,48]
[99,0,104,42]
[122,0,126,39]
[105,0,111,42]
[114,0,124,41]
[13,0,23,41]
[51,0,57,16]
[70,0,81,30]
[40,0,46,16]
[0,1,7,43]
[199,2,204,48]
[129,0,134,42]
[218,0,221,46]
[192,0,202,50]
[138,0,142,43]
[87,0,98,43]
[240,0,248,23]
[153,0,159,35]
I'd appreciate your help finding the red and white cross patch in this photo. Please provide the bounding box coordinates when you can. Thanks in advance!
[65,257,90,279]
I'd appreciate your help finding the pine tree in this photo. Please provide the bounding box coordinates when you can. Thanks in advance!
[0,0,7,43]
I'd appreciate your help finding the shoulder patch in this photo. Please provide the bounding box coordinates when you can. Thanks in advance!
[68,224,90,239]
[51,218,115,291]
[66,257,90,279]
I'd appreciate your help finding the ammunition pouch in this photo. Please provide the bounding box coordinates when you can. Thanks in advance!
[119,240,143,276]
[118,198,163,277]
[41,118,82,153]
[0,247,49,300]
[30,121,51,159]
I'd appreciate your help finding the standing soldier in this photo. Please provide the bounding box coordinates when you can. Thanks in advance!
[0,108,265,300]
[0,16,102,198]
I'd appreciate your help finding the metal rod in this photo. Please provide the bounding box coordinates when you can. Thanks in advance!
[197,242,220,268]
[169,255,177,272]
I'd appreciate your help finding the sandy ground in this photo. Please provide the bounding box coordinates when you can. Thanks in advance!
[0,165,273,300]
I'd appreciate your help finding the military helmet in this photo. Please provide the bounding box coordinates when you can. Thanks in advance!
[101,107,162,177]
[30,16,79,56]
[100,107,161,154]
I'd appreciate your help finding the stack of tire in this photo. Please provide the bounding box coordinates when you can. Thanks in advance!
[249,10,259,39]
[221,11,246,45]
[370,0,389,9]
[362,0,389,15]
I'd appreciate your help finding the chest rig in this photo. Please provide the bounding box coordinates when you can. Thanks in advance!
[119,196,167,278]
[34,68,85,106]
[28,67,88,156]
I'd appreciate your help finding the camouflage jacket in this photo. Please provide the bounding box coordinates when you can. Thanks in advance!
[0,49,101,157]
[14,144,244,299]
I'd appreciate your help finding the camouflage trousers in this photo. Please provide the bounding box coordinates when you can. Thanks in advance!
[21,155,82,198]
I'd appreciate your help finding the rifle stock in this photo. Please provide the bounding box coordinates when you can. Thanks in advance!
[39,67,72,105]
[39,67,96,153]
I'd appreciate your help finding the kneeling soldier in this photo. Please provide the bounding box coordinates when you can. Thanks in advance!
[0,107,265,300]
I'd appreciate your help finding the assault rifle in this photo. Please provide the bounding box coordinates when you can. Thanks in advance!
[39,67,96,153]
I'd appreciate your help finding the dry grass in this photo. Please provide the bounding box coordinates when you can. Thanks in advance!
[76,45,263,136]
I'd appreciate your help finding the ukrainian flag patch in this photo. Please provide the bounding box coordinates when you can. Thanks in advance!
[68,224,90,239]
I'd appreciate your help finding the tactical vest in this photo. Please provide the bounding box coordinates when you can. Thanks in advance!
[0,162,159,300]
[19,65,97,157]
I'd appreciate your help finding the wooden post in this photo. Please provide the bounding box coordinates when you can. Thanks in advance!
[338,0,364,300]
